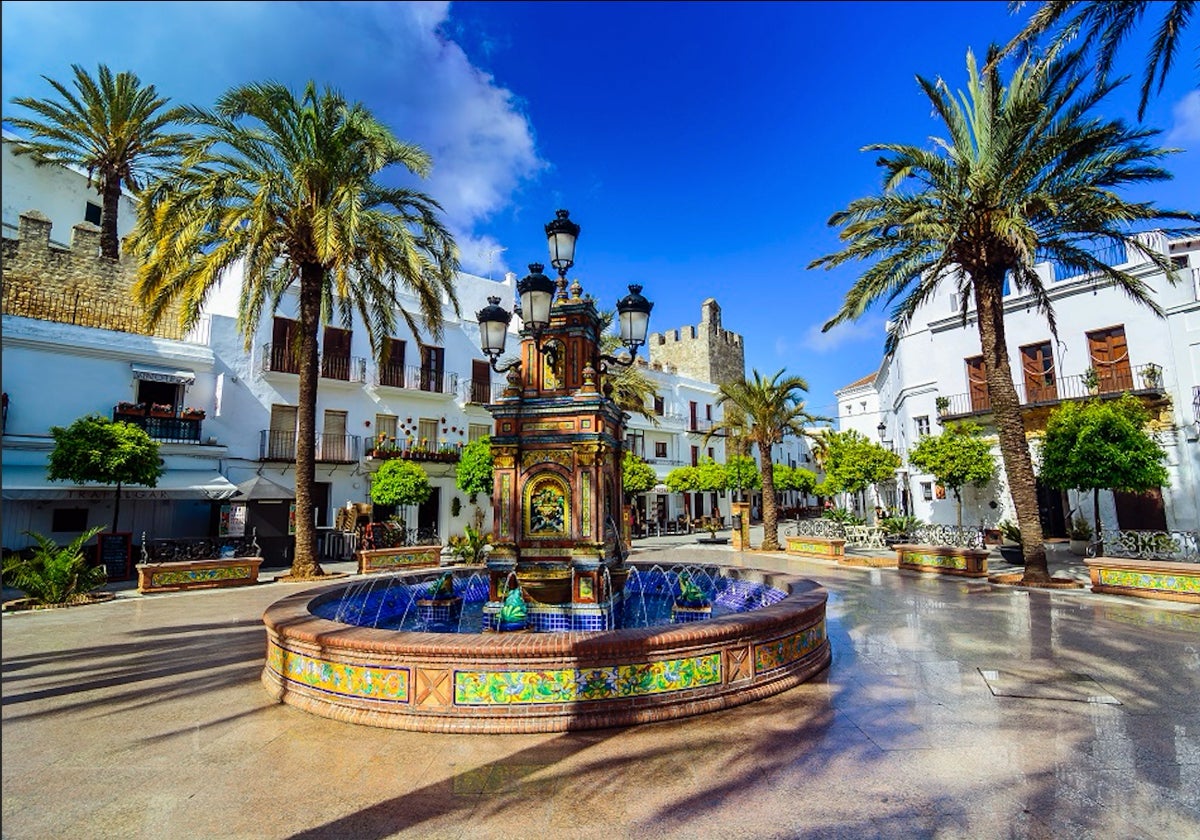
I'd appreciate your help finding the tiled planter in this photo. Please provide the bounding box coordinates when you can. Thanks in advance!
[785,535,845,561]
[137,557,263,593]
[894,544,988,578]
[356,545,443,575]
[1085,557,1200,603]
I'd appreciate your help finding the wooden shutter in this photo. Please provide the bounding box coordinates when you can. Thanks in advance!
[1088,326,1132,393]
[966,356,990,412]
[1021,341,1057,403]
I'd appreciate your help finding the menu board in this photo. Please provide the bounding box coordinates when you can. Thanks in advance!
[219,503,247,537]
[96,532,132,581]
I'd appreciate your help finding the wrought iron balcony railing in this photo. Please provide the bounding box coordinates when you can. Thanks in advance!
[321,354,367,382]
[112,406,203,443]
[261,343,300,375]
[458,378,502,404]
[258,431,361,463]
[939,362,1166,420]
[370,362,457,395]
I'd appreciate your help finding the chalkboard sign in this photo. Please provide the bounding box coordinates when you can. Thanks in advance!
[96,532,132,581]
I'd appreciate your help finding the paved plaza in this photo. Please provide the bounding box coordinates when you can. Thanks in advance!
[3,535,1199,839]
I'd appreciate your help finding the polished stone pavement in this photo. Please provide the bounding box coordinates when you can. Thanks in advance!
[3,538,1199,839]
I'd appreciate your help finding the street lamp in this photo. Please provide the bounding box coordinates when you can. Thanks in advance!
[545,209,580,285]
[877,421,887,441]
[475,295,517,373]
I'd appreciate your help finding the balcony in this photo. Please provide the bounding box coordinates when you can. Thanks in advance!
[365,439,462,464]
[258,431,361,463]
[321,354,367,383]
[370,363,457,395]
[938,362,1168,422]
[112,404,204,443]
[261,343,300,375]
[459,378,502,405]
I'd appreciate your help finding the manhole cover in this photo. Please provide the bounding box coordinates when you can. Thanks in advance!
[978,666,1121,704]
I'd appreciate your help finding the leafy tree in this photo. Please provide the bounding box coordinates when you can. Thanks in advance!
[5,64,190,259]
[47,414,163,533]
[1038,395,1169,537]
[456,436,494,503]
[810,48,1192,582]
[370,459,432,515]
[665,465,700,494]
[707,369,825,550]
[724,454,761,501]
[622,452,657,498]
[597,309,660,422]
[908,422,997,528]
[995,1,1196,119]
[823,430,902,520]
[131,81,458,579]
[693,458,728,493]
[2,526,107,606]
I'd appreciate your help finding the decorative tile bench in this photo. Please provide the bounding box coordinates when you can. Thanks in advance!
[356,545,443,575]
[137,557,264,593]
[785,535,846,561]
[894,544,988,578]
[1085,557,1200,604]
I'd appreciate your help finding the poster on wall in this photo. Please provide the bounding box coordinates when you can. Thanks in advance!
[288,503,296,535]
[219,503,247,537]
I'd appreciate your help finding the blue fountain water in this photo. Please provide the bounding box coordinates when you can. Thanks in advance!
[314,564,786,633]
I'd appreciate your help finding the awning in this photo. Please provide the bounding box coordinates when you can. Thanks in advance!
[131,364,196,385]
[650,483,673,495]
[234,474,295,501]
[1,466,238,500]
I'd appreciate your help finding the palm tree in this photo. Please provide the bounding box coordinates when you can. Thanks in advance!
[5,64,190,259]
[131,81,459,579]
[994,1,1195,119]
[706,369,824,551]
[810,48,1194,582]
[597,309,659,422]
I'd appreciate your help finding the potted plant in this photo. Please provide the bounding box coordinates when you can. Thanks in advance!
[935,395,951,418]
[697,518,728,545]
[2,526,109,609]
[1082,367,1100,395]
[149,402,175,418]
[997,518,1024,564]
[1140,364,1163,391]
[180,406,205,420]
[880,514,921,545]
[1067,515,1093,556]
[114,401,145,417]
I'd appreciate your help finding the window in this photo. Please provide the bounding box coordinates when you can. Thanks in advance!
[375,414,398,443]
[1087,325,1133,392]
[51,508,89,532]
[1171,254,1189,270]
[921,481,933,502]
[379,337,406,387]
[705,404,712,420]
[690,445,699,467]
[419,345,445,392]
[267,404,297,459]
[468,423,491,443]
[966,355,990,412]
[321,410,348,461]
[653,396,664,416]
[844,404,851,415]
[270,317,301,374]
[655,441,667,459]
[321,326,353,380]
[418,418,439,448]
[470,360,491,404]
[1020,341,1057,403]
[915,416,931,437]
[84,202,101,226]
[708,447,715,459]
[689,401,698,430]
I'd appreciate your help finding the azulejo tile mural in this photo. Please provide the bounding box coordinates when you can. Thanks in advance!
[151,565,252,586]
[1097,568,1200,594]
[453,653,722,706]
[906,553,964,570]
[754,620,827,673]
[267,642,409,703]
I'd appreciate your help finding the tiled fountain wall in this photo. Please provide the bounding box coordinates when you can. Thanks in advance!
[261,563,830,733]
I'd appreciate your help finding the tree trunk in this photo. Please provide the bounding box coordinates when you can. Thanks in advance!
[290,262,325,578]
[100,176,122,260]
[758,441,780,551]
[1093,487,1102,549]
[112,480,122,533]
[954,488,963,530]
[972,278,1050,582]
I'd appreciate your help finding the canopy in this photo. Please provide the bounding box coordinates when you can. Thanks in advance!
[1,466,238,500]
[234,474,295,501]
[130,364,196,385]
[650,483,673,495]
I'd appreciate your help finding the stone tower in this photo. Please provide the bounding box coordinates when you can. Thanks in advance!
[647,298,744,384]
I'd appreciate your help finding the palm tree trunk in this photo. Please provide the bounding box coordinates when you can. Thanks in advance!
[758,441,780,551]
[973,277,1049,582]
[291,262,325,578]
[112,480,122,533]
[100,177,122,260]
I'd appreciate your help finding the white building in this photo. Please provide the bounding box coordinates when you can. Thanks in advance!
[834,232,1200,535]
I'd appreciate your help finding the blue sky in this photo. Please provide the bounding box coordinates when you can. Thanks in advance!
[3,1,1197,417]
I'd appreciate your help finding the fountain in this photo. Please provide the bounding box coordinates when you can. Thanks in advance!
[262,210,830,732]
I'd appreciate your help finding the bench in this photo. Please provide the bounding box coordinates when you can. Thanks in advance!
[1085,556,1200,604]
[137,556,264,593]
[894,544,988,578]
[785,535,846,561]
[356,545,443,574]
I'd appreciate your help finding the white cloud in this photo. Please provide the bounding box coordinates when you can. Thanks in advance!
[782,316,887,355]
[1166,90,1200,145]
[1,1,545,275]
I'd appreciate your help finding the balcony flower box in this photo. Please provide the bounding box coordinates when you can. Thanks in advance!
[114,402,146,418]
[180,408,206,420]
[149,403,175,419]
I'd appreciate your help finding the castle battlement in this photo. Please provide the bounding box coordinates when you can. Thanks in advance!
[647,298,744,385]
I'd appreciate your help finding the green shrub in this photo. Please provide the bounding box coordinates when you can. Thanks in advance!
[880,514,922,536]
[2,526,107,605]
[997,518,1022,545]
[821,506,865,526]
[1068,516,1093,541]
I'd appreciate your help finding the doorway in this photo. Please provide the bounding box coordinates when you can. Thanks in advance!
[417,487,440,540]
[1036,482,1067,538]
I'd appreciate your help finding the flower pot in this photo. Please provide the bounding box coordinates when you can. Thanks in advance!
[998,544,1024,565]
[1069,539,1090,556]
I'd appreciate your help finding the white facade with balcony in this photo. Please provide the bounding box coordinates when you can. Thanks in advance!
[835,233,1200,534]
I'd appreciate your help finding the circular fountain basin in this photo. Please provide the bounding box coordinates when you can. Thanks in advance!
[261,561,830,733]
